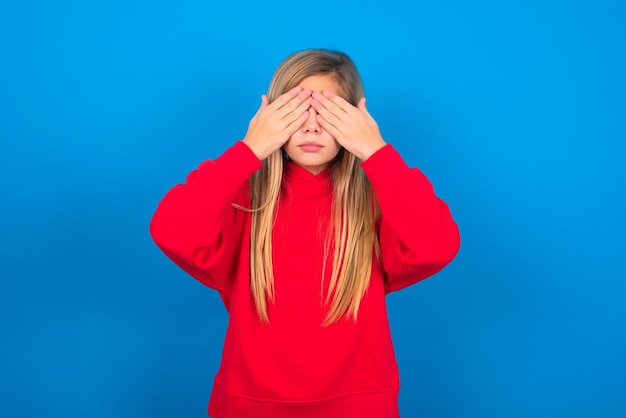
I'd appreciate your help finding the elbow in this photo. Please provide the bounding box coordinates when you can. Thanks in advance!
[149,211,194,272]
[443,221,461,265]
[383,222,460,293]
[435,220,461,268]
[149,209,176,254]
[149,211,165,248]
[416,222,461,272]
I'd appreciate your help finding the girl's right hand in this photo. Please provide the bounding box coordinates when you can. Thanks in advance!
[243,87,312,160]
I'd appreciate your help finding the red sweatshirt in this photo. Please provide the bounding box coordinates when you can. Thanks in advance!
[150,141,460,417]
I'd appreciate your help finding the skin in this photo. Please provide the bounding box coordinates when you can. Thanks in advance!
[282,75,343,174]
[243,74,387,174]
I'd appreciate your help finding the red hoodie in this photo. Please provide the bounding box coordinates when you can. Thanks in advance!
[150,141,460,417]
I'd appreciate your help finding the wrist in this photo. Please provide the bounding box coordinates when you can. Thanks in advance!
[242,137,266,160]
[359,138,387,161]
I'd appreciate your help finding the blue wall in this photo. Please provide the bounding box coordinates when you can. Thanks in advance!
[1,1,624,417]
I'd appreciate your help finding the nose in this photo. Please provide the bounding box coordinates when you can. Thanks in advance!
[303,106,321,133]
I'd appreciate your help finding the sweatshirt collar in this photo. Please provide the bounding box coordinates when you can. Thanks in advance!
[284,159,332,182]
[283,159,333,195]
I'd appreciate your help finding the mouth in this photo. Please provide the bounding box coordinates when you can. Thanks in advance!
[298,142,323,152]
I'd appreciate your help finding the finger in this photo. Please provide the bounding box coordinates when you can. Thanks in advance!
[357,97,374,119]
[311,92,353,128]
[321,90,353,113]
[315,113,342,141]
[261,94,269,108]
[310,97,342,127]
[357,97,377,123]
[278,89,312,117]
[270,86,303,109]
[281,97,312,127]
[295,96,313,117]
[284,110,310,136]
[357,97,367,112]
[311,91,347,117]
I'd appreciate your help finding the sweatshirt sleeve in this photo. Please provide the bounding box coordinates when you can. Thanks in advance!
[360,144,460,293]
[149,141,262,291]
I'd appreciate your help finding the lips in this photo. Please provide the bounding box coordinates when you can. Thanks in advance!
[299,142,323,152]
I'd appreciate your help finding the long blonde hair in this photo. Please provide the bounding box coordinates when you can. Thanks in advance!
[241,49,380,325]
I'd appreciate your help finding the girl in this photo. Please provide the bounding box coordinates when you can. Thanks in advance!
[150,49,460,418]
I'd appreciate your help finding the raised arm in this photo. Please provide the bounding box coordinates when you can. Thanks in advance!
[150,87,313,291]
[361,145,460,292]
[311,90,460,291]
[149,141,261,291]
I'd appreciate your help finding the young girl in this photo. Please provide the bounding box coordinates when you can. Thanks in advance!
[150,49,460,418]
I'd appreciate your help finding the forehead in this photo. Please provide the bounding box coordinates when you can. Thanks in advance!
[297,74,343,96]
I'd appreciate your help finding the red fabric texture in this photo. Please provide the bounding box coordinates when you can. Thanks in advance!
[150,141,460,417]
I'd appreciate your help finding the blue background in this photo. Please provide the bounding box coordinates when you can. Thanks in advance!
[1,0,624,417]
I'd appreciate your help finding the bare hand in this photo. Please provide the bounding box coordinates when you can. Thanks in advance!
[243,87,312,160]
[310,91,386,161]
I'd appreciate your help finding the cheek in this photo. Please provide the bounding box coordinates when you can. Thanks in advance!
[330,142,342,157]
[282,138,297,158]
[286,131,302,143]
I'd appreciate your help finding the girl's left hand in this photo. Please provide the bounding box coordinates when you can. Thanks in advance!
[311,90,387,161]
